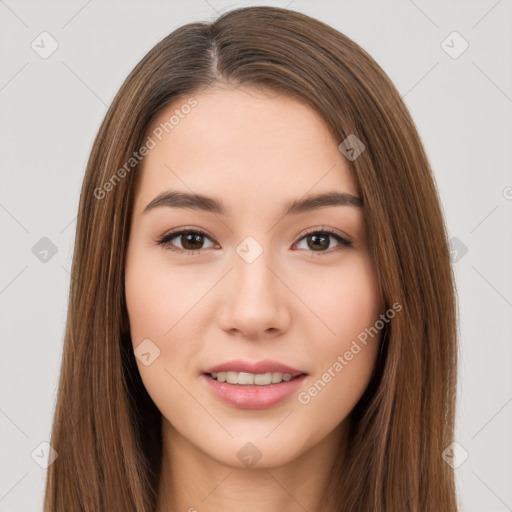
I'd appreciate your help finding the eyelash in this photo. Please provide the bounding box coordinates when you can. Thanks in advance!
[155,226,353,257]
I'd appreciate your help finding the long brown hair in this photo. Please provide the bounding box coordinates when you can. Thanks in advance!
[44,6,458,511]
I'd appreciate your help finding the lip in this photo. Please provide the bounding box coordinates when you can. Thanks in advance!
[201,359,308,410]
[202,358,305,376]
[201,373,307,409]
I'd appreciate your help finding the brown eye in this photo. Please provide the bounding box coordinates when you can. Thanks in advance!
[180,232,206,250]
[156,229,215,253]
[294,229,352,255]
[306,233,330,251]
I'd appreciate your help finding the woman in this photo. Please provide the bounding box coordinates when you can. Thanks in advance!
[44,5,458,511]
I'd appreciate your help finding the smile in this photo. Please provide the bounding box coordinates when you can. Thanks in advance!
[208,371,297,385]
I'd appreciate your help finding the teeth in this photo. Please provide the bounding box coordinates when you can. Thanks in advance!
[254,373,272,385]
[238,372,254,385]
[226,371,239,384]
[271,372,283,383]
[209,371,295,385]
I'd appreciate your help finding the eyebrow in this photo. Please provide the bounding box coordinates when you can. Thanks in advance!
[143,189,363,216]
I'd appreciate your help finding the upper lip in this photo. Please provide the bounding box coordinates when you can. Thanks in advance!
[203,359,306,376]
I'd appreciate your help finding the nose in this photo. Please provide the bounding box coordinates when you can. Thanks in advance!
[217,246,291,340]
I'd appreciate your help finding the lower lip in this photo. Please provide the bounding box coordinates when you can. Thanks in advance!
[201,373,307,409]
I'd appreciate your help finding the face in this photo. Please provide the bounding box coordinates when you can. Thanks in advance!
[125,85,385,469]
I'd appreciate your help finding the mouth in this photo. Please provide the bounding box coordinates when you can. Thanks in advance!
[201,359,308,409]
[202,358,306,379]
[206,371,304,386]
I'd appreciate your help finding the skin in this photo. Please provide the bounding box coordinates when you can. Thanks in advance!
[124,85,385,512]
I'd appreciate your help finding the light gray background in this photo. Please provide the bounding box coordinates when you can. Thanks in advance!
[1,0,511,510]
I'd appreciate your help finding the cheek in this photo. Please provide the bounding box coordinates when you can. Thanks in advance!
[124,243,192,343]
[305,251,383,348]
[124,247,201,421]
[294,253,383,426]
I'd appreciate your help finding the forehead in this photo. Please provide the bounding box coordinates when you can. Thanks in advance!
[134,86,360,215]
